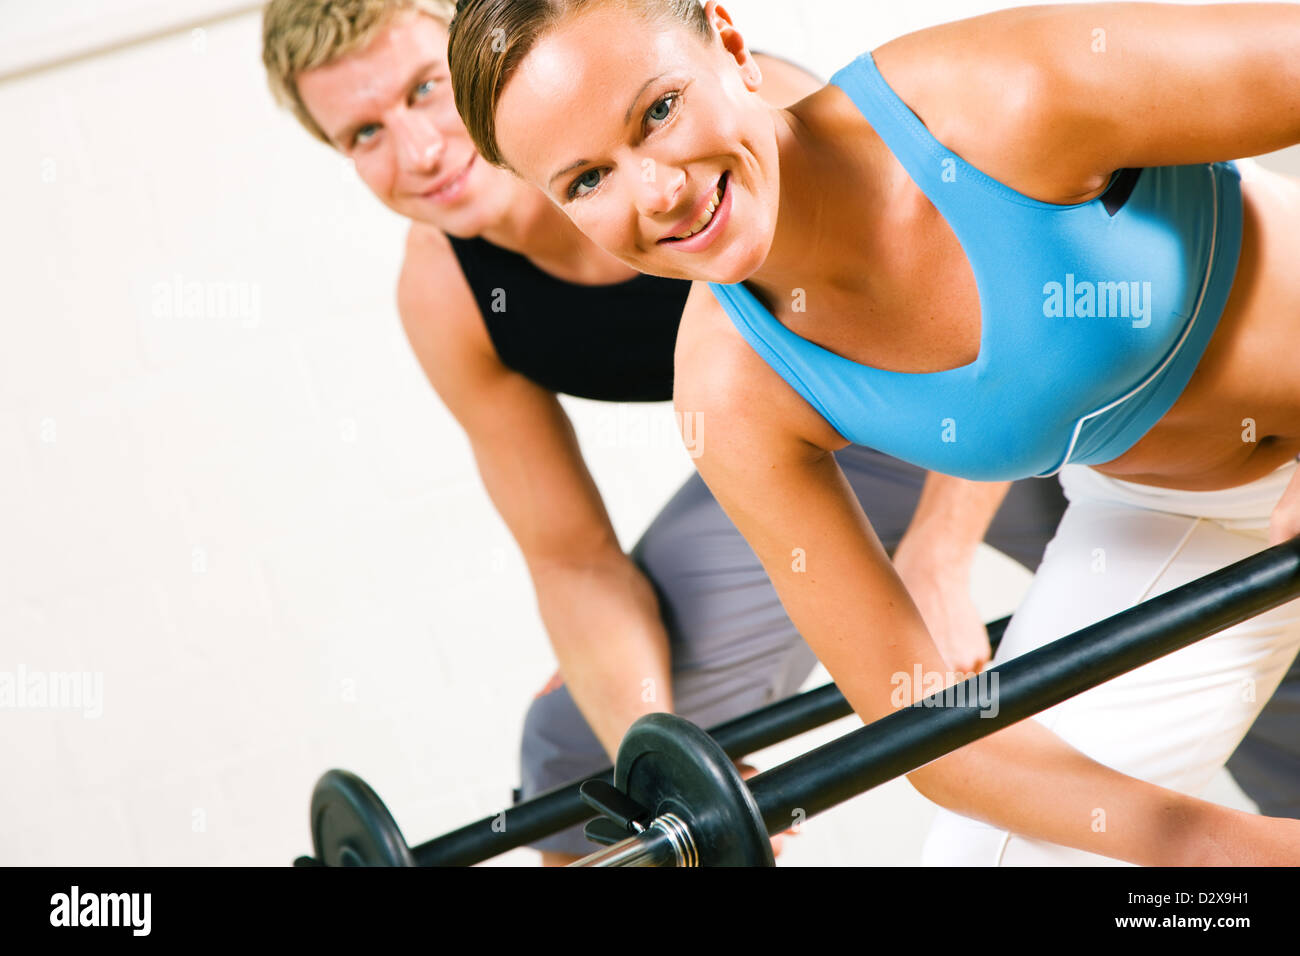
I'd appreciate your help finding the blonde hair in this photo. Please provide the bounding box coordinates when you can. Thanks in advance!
[262,0,459,146]
[448,0,712,169]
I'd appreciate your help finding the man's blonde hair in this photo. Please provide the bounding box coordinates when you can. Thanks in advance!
[263,0,458,146]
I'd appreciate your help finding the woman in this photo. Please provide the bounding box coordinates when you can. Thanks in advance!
[261,0,1076,863]
[448,0,1300,863]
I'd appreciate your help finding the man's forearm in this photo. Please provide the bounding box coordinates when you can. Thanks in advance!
[529,554,673,759]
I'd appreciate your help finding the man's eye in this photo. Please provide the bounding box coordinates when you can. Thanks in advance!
[569,168,604,199]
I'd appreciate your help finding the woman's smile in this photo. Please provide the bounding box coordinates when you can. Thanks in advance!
[658,171,731,251]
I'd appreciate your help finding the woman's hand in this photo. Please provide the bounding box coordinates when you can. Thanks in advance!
[891,543,990,676]
[1268,463,1300,545]
[889,473,1011,676]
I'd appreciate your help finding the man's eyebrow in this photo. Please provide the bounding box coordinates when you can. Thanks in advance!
[547,74,667,189]
[330,58,444,145]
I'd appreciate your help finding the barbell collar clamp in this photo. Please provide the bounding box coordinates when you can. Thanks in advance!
[569,813,697,867]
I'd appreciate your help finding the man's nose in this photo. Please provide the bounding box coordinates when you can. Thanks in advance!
[392,111,444,174]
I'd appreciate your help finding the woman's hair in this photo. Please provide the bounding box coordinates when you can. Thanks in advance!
[262,0,459,146]
[448,0,713,169]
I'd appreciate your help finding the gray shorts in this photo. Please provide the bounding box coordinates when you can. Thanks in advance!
[516,445,1300,856]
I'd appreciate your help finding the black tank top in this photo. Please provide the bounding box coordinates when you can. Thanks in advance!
[446,235,689,402]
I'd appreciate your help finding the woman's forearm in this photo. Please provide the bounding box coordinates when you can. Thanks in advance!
[530,553,674,759]
[909,716,1300,865]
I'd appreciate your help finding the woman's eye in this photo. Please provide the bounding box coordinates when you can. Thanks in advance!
[569,168,604,199]
[564,92,680,200]
[645,93,679,129]
[354,124,379,147]
[415,79,437,99]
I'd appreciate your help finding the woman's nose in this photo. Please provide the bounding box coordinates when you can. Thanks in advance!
[635,162,687,217]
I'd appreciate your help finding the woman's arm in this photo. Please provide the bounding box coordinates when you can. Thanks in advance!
[674,283,1300,864]
[397,226,672,758]
[877,2,1300,179]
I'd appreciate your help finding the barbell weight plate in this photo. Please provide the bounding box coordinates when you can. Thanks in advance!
[615,714,774,867]
[310,769,416,867]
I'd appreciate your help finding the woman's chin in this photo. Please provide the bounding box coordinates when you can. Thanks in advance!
[707,255,763,286]
[630,237,765,286]
[696,243,768,286]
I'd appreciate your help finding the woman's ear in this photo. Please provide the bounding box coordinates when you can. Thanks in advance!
[705,1,763,92]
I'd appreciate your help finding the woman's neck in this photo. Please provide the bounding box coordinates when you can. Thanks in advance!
[743,97,889,312]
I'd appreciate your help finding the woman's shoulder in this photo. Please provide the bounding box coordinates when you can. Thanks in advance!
[821,27,1113,206]
[674,283,849,453]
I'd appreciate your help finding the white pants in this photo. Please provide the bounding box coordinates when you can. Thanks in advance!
[922,458,1300,866]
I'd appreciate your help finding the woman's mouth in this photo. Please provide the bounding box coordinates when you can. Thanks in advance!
[659,172,731,252]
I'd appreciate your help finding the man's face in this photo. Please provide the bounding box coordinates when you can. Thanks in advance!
[296,11,514,234]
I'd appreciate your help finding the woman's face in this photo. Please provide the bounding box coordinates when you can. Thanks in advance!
[495,3,780,283]
[296,11,519,237]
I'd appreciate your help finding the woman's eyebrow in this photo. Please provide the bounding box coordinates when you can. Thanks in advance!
[549,158,592,189]
[624,73,667,122]
[547,73,668,188]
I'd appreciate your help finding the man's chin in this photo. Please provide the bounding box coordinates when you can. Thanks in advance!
[398,201,480,236]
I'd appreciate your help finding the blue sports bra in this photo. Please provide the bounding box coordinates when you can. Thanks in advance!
[709,51,1244,481]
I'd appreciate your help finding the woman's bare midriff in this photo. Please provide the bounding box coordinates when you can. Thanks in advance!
[1090,162,1300,491]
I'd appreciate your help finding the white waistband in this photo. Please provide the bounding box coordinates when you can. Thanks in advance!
[1057,457,1299,530]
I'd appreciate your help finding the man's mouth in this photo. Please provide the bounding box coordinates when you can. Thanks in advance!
[424,155,476,201]
[660,172,729,244]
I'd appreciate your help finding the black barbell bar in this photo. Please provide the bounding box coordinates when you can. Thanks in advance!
[411,680,850,865]
[574,537,1300,865]
[305,616,1011,866]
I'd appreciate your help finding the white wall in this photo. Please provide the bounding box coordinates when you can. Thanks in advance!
[1,0,1284,867]
[0,1,262,80]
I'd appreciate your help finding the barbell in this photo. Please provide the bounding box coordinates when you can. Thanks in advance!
[299,618,1010,867]
[572,538,1300,865]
